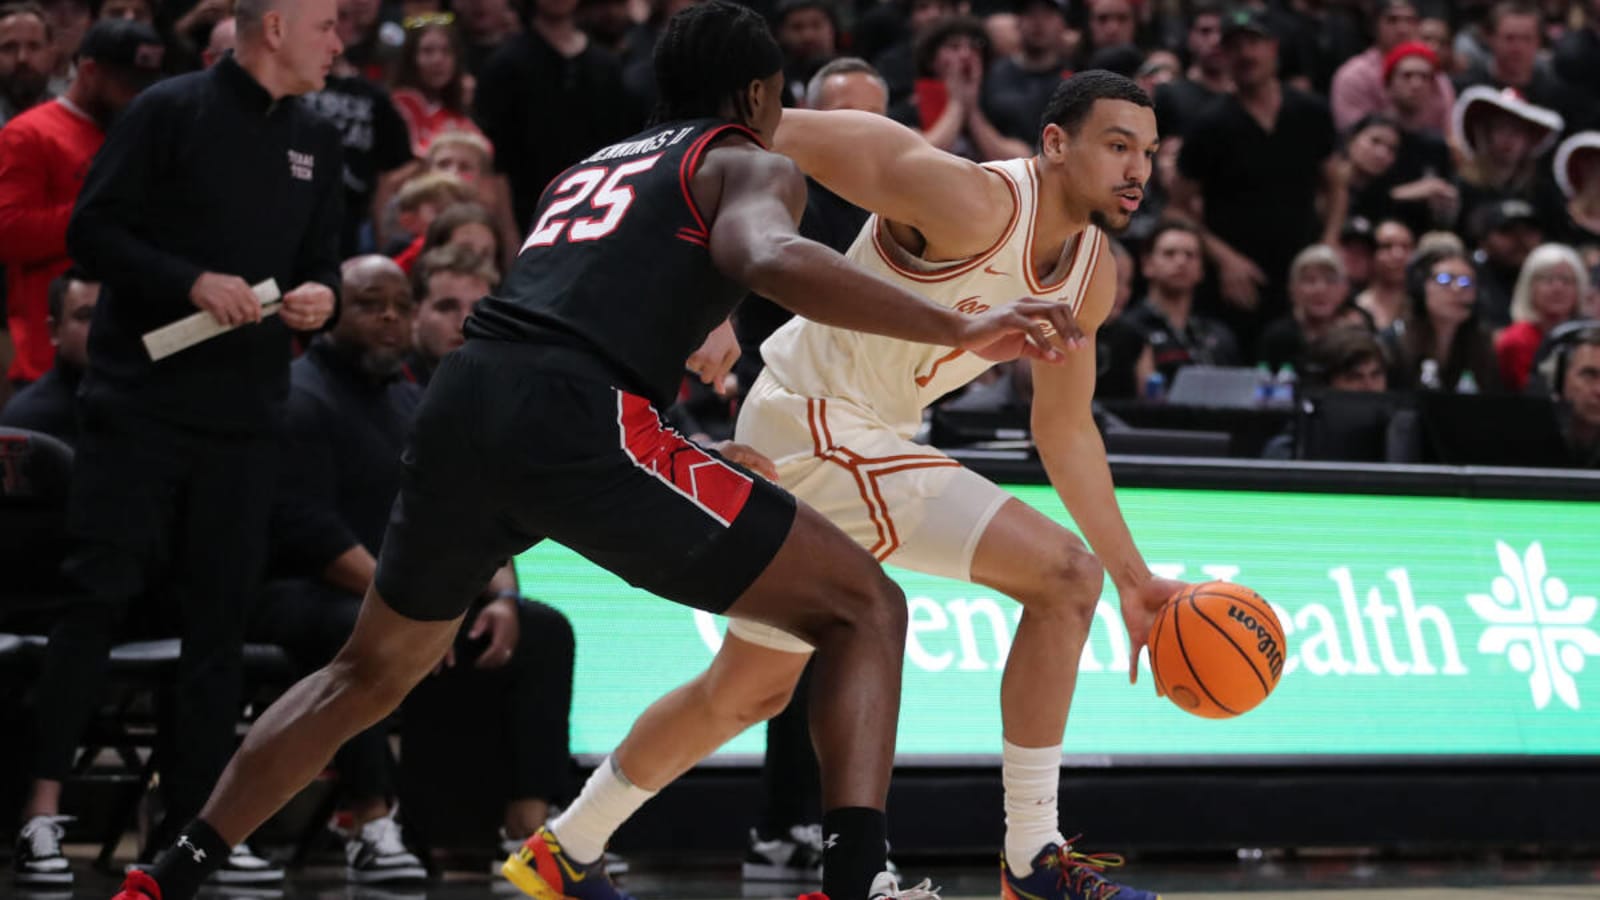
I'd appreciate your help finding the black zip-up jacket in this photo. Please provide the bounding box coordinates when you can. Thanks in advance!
[67,54,344,435]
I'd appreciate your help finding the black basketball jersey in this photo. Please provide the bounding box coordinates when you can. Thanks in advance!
[466,118,760,409]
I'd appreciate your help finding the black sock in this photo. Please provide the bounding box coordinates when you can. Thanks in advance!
[821,806,887,900]
[146,818,229,900]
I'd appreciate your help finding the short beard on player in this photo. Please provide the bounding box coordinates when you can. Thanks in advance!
[1090,208,1131,233]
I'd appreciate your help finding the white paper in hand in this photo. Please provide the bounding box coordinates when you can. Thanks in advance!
[141,279,283,362]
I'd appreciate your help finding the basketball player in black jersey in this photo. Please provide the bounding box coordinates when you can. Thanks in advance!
[109,5,1084,900]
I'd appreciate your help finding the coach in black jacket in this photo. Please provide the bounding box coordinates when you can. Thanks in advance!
[21,0,345,876]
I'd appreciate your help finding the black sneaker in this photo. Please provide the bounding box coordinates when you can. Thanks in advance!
[345,813,426,883]
[14,815,73,885]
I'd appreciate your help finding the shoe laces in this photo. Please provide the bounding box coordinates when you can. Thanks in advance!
[360,814,409,856]
[1043,837,1127,900]
[21,815,71,857]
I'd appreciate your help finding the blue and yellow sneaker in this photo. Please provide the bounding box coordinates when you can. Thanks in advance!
[1000,839,1160,900]
[501,827,634,900]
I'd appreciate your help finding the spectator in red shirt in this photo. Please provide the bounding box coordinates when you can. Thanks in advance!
[391,14,484,156]
[0,17,161,384]
[1496,242,1588,390]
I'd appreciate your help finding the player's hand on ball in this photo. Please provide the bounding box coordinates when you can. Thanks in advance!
[956,298,1086,363]
[189,272,261,327]
[712,441,779,482]
[1121,575,1190,691]
[282,282,336,331]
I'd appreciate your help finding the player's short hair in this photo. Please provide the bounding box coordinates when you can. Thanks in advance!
[1039,69,1152,138]
[804,56,886,108]
[652,0,784,125]
[413,242,500,300]
[46,266,93,324]
[396,172,475,213]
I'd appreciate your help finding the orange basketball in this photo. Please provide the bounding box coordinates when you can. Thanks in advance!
[1148,581,1287,719]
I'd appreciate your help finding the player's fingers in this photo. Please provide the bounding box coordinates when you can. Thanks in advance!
[1128,642,1143,685]
[1044,305,1085,348]
[1020,318,1062,362]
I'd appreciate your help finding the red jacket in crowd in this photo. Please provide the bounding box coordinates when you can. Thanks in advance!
[0,98,104,382]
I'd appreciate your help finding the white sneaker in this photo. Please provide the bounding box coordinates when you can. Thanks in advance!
[14,815,74,885]
[209,844,285,884]
[869,871,940,900]
[743,824,824,882]
[344,813,426,883]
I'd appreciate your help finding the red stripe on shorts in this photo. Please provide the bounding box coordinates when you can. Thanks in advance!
[617,391,753,526]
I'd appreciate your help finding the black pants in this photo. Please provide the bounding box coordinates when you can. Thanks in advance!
[249,580,392,804]
[32,399,276,845]
[761,660,821,837]
[403,598,578,805]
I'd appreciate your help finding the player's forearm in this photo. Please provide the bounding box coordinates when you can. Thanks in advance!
[1035,417,1152,592]
[747,234,963,347]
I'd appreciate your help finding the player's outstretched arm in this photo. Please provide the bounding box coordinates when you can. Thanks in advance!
[773,109,1014,258]
[1027,238,1186,685]
[706,143,1077,358]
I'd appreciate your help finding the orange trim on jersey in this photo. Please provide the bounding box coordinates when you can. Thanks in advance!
[1073,230,1105,311]
[678,123,766,242]
[805,398,962,561]
[914,348,966,388]
[1021,158,1092,297]
[868,168,1022,284]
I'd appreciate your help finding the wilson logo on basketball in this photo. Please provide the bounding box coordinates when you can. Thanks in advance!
[1229,604,1286,679]
[953,297,990,315]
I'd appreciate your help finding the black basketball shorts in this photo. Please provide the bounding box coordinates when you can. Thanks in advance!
[374,340,797,622]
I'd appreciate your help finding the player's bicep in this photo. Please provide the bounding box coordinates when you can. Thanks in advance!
[1032,245,1117,436]
[706,151,808,284]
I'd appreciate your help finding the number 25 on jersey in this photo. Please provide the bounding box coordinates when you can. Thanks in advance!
[522,154,664,251]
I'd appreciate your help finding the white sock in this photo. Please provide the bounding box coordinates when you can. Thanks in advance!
[548,755,656,865]
[1002,740,1066,878]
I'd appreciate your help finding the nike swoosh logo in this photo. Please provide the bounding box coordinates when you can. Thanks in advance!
[556,853,586,883]
[984,264,1008,277]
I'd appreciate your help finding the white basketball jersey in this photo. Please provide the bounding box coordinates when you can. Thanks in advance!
[759,157,1106,434]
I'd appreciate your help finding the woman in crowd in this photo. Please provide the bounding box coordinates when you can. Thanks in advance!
[1496,242,1589,391]
[391,15,484,156]
[1381,246,1502,392]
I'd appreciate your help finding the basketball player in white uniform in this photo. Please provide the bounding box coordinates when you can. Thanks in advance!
[728,71,1189,900]
[548,71,1191,900]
